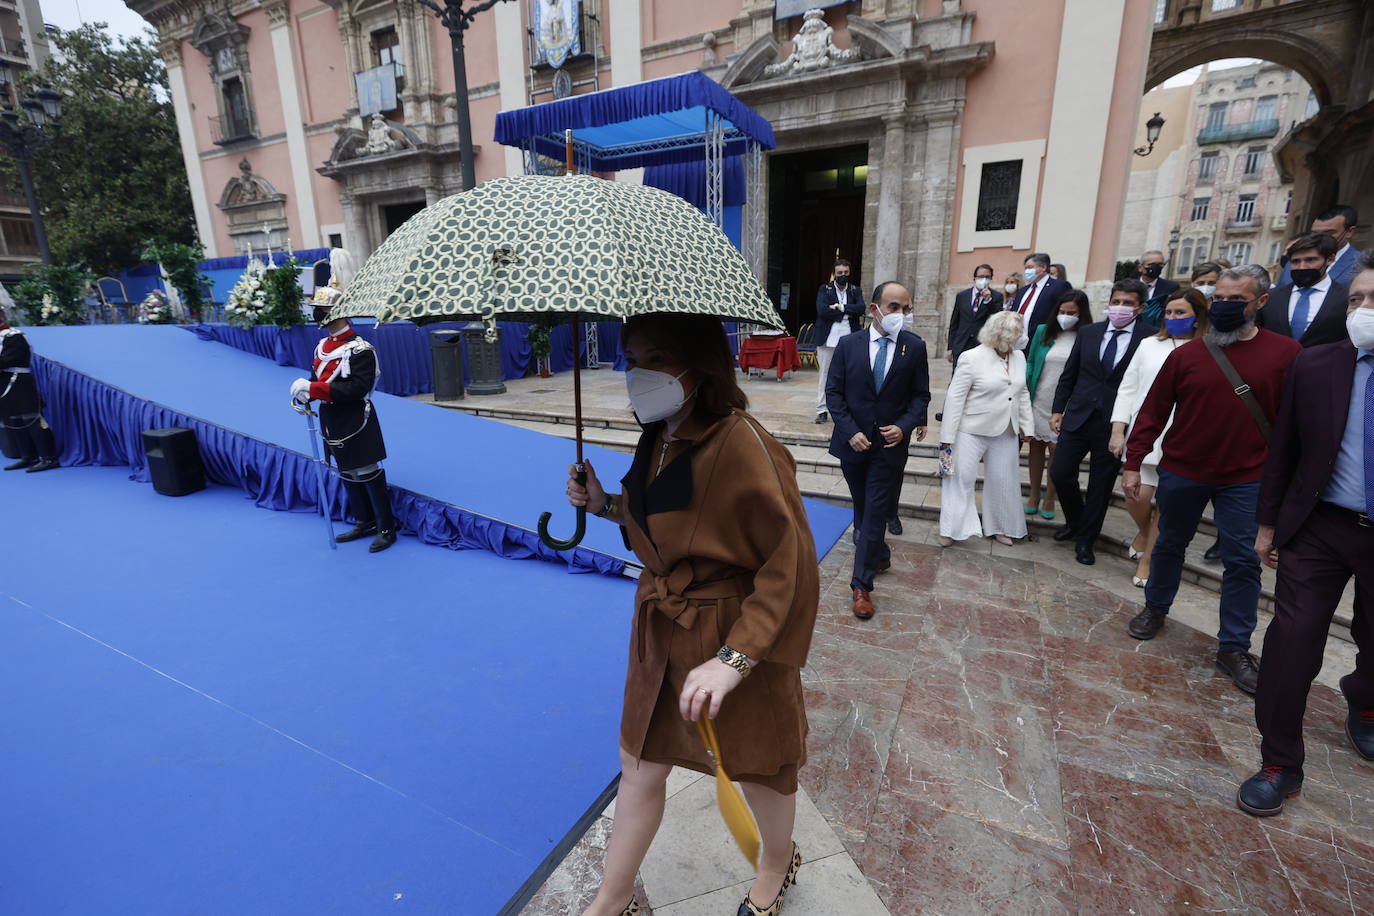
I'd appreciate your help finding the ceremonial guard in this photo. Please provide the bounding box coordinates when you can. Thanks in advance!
[291,280,396,552]
[0,308,59,473]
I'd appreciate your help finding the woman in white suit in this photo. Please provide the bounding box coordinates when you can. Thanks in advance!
[938,311,1035,546]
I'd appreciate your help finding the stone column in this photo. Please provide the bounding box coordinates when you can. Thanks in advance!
[871,113,907,287]
[340,192,369,256]
[494,0,527,177]
[909,108,961,339]
[161,38,219,257]
[265,0,321,248]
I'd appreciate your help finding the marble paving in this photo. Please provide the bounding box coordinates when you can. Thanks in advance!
[522,530,1372,916]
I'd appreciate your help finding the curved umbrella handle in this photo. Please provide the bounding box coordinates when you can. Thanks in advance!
[539,467,588,551]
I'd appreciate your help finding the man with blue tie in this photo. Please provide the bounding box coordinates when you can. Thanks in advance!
[1237,249,1374,817]
[826,281,931,620]
[1258,233,1350,347]
[1050,279,1156,566]
[1277,204,1361,288]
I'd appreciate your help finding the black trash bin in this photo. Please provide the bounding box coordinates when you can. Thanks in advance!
[462,323,507,396]
[429,328,465,401]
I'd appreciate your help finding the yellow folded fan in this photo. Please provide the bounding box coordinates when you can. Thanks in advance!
[696,714,761,870]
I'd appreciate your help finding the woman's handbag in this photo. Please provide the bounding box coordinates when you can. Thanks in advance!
[696,714,761,869]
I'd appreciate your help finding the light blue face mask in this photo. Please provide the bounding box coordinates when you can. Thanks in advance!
[1023,267,1038,283]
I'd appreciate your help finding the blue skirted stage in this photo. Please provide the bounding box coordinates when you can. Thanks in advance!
[0,465,631,914]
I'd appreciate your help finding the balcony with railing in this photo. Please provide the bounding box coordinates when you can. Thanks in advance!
[209,114,256,146]
[0,32,26,61]
[1197,119,1281,145]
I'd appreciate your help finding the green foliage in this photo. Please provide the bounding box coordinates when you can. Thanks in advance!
[14,262,94,325]
[527,321,553,360]
[260,256,306,327]
[142,239,209,322]
[5,25,196,274]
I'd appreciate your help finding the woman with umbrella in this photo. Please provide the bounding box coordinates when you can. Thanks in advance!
[567,314,819,916]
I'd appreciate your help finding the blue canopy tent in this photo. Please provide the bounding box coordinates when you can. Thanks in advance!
[494,72,774,365]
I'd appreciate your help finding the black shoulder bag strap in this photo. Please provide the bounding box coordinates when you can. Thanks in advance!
[1203,337,1271,443]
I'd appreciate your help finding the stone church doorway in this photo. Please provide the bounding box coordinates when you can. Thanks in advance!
[766,144,869,336]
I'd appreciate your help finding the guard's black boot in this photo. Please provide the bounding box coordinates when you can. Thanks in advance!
[365,470,397,553]
[4,457,34,471]
[5,424,35,470]
[22,423,58,472]
[336,480,377,543]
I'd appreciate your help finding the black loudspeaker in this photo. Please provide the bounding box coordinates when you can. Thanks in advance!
[142,427,206,497]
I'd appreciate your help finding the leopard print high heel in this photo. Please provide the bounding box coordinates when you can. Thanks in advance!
[735,843,801,915]
[619,898,641,915]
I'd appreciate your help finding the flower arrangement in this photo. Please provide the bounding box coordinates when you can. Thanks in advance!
[137,289,178,324]
[14,263,93,325]
[224,256,269,328]
[259,254,306,327]
[39,292,60,324]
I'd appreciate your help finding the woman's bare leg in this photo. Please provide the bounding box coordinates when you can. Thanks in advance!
[1125,483,1154,556]
[1042,444,1058,513]
[1026,441,1047,511]
[1137,489,1158,581]
[738,782,798,907]
[582,750,672,916]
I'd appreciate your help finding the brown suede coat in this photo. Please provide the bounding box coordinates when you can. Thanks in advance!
[616,409,819,792]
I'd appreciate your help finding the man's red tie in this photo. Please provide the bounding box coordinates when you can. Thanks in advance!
[1019,280,1038,316]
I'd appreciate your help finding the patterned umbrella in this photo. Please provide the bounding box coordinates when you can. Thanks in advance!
[327,147,781,552]
[325,173,780,328]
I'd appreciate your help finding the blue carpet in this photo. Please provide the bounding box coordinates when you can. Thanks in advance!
[0,466,633,914]
[25,326,851,570]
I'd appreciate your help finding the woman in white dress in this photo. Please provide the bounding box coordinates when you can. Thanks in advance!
[938,311,1035,547]
[1109,289,1210,587]
[1023,290,1091,519]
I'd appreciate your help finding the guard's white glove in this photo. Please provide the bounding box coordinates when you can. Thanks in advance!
[290,377,312,413]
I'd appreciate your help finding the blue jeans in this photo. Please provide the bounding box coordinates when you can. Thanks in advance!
[1144,468,1261,653]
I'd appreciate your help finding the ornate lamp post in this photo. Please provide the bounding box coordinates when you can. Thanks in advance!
[1132,111,1166,158]
[412,0,512,192]
[0,65,61,264]
[1167,226,1181,276]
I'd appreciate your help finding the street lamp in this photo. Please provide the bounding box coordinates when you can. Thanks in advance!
[1133,111,1166,158]
[412,0,512,192]
[1167,227,1181,276]
[0,69,61,264]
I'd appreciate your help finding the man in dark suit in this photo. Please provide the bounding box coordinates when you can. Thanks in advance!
[813,258,866,423]
[1238,251,1374,817]
[1008,252,1070,348]
[1257,232,1350,347]
[826,281,930,620]
[1139,249,1180,323]
[1049,278,1156,565]
[1277,203,1360,287]
[946,263,1001,369]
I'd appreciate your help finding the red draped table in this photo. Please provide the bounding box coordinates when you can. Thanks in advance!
[737,334,801,381]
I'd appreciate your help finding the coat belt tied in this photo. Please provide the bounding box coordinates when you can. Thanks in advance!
[636,563,753,663]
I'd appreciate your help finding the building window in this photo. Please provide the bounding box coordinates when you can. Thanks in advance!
[328,232,343,249]
[372,27,400,67]
[1243,146,1265,178]
[1237,76,1256,89]
[1190,197,1211,221]
[1225,242,1252,263]
[974,159,1022,232]
[1211,0,1242,10]
[1284,190,1291,214]
[1197,152,1219,185]
[1268,241,1281,264]
[1254,95,1277,123]
[0,217,38,256]
[1154,0,1169,23]
[1195,237,1210,264]
[1305,91,1319,119]
[1205,102,1228,130]
[1178,239,1194,272]
[222,77,250,137]
[1235,194,1257,225]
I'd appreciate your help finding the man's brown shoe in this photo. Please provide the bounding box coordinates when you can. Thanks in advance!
[852,587,874,620]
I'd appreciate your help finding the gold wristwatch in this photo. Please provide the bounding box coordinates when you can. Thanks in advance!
[716,645,753,678]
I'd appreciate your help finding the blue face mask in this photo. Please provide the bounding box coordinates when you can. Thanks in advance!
[1164,315,1197,337]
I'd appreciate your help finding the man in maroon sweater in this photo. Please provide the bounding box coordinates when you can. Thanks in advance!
[1123,265,1302,694]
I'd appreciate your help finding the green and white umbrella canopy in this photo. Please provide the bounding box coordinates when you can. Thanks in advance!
[326,173,782,329]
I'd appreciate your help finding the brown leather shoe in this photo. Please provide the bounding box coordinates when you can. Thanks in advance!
[875,558,891,574]
[852,588,874,620]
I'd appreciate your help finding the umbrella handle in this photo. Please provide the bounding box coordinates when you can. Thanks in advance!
[538,466,587,551]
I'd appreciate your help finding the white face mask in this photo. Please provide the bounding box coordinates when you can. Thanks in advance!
[1004,283,1019,294]
[625,367,692,423]
[1194,284,1216,300]
[1347,307,1374,350]
[1057,314,1079,330]
[1015,333,1030,351]
[974,277,990,291]
[878,311,905,337]
[901,312,914,330]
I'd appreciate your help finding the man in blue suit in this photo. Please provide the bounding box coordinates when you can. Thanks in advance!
[1008,252,1071,348]
[826,281,931,620]
[1258,232,1350,347]
[1277,204,1360,287]
[1050,278,1157,565]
